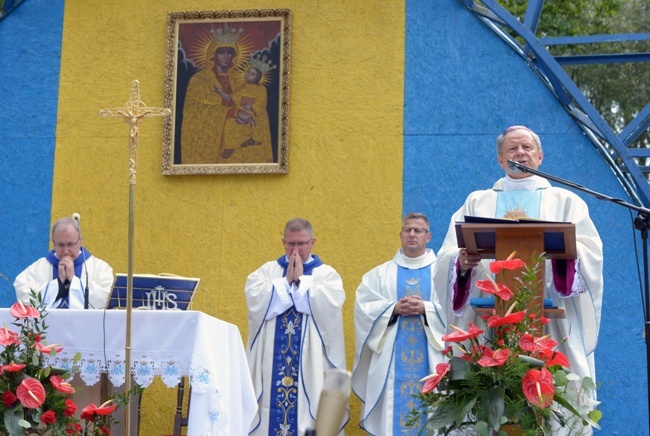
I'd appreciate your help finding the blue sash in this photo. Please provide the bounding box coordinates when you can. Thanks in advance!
[393,265,431,434]
[45,248,92,308]
[495,190,542,219]
[268,255,322,436]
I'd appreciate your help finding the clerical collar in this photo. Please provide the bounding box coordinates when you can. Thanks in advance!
[400,250,427,265]
[502,174,542,191]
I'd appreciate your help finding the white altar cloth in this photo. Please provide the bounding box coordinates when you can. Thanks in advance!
[0,309,256,436]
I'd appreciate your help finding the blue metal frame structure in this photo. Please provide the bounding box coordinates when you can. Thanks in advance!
[458,0,650,206]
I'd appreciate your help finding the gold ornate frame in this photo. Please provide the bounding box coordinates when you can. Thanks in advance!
[162,9,291,175]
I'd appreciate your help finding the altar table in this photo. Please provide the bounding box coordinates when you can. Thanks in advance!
[0,309,257,436]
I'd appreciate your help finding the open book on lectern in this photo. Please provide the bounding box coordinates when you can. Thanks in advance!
[107,274,200,310]
[454,215,575,258]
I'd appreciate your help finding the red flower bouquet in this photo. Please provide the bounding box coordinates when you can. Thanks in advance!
[408,253,602,435]
[0,293,139,435]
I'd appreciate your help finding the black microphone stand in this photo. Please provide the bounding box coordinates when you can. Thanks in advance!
[508,160,650,434]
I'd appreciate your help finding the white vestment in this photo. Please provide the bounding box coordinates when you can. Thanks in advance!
[245,258,347,435]
[352,249,446,436]
[434,176,603,386]
[14,254,114,310]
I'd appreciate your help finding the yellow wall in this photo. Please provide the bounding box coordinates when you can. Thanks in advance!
[54,0,404,433]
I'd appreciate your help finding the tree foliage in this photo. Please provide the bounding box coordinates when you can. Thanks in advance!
[497,0,650,149]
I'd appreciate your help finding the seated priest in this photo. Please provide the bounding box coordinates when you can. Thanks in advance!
[14,216,114,309]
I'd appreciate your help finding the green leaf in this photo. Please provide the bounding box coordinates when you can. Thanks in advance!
[588,409,603,424]
[581,376,596,391]
[475,420,490,436]
[449,356,470,381]
[17,418,31,429]
[485,387,506,431]
[517,354,544,368]
[553,393,601,430]
[4,407,26,435]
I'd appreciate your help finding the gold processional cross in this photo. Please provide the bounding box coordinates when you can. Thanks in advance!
[99,80,171,436]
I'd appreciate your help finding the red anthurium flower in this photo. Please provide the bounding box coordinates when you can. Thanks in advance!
[2,362,26,372]
[51,375,76,395]
[489,252,526,274]
[442,323,484,343]
[420,362,451,394]
[477,347,511,367]
[35,341,64,354]
[16,378,46,408]
[476,275,514,301]
[9,301,40,319]
[82,400,117,420]
[0,325,21,346]
[522,368,555,408]
[535,349,571,368]
[487,310,527,328]
[519,333,558,352]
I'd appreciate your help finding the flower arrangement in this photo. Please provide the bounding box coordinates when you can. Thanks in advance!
[0,295,139,435]
[408,253,602,435]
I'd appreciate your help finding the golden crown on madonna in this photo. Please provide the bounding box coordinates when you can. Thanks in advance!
[209,23,244,49]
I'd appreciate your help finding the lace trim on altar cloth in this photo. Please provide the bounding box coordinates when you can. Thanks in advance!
[45,352,217,391]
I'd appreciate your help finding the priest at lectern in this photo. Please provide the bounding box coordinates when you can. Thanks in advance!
[14,216,114,309]
[434,125,603,394]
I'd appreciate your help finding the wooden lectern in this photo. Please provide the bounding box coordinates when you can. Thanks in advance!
[456,218,576,320]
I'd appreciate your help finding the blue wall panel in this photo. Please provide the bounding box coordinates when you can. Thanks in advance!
[0,0,63,306]
[405,0,645,433]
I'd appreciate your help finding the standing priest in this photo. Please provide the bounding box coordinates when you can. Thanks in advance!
[352,212,446,435]
[244,217,347,435]
[434,125,603,398]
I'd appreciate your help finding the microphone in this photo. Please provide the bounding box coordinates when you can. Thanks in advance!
[507,159,529,174]
[73,213,90,309]
[309,368,351,436]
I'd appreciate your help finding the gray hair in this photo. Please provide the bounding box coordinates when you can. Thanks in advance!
[284,218,313,237]
[51,217,79,238]
[402,212,429,229]
[496,125,542,154]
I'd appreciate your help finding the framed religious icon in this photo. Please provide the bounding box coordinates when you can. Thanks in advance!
[162,9,291,175]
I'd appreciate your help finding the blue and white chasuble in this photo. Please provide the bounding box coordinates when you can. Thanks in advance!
[393,265,431,434]
[268,255,322,436]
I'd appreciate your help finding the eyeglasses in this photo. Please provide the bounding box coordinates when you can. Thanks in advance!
[53,239,80,250]
[401,227,429,235]
[284,237,313,248]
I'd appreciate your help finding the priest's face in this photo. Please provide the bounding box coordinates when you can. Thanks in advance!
[283,229,315,263]
[52,224,81,261]
[400,218,431,257]
[497,128,543,179]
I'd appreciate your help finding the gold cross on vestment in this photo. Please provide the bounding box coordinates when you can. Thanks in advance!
[99,80,171,184]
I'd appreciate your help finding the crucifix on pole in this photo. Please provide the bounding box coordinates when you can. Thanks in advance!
[99,80,171,436]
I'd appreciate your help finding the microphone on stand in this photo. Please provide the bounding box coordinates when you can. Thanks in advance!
[305,368,351,436]
[73,213,90,309]
[507,159,529,174]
